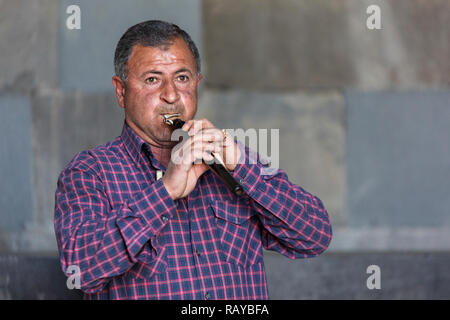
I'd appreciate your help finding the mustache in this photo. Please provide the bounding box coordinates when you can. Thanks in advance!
[158,105,183,115]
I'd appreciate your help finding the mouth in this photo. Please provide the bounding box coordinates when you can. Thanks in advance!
[162,113,182,126]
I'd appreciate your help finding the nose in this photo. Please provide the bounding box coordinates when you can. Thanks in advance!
[160,79,180,104]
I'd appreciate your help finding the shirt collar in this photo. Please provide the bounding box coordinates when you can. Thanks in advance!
[121,121,160,169]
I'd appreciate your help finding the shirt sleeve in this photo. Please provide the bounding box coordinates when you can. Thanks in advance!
[54,151,177,293]
[231,142,332,259]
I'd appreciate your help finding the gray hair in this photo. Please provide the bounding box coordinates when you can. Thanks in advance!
[114,20,201,81]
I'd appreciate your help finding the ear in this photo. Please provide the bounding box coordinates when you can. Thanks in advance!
[196,73,203,87]
[112,75,126,108]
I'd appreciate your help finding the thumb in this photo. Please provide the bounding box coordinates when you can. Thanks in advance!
[193,162,209,179]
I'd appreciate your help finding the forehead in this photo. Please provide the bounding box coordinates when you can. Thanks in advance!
[128,37,196,74]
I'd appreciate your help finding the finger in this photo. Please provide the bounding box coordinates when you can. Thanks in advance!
[170,143,192,168]
[181,119,194,132]
[190,140,220,156]
[187,119,215,135]
[222,129,234,146]
[186,120,203,136]
[189,138,222,157]
[203,151,214,162]
[179,138,214,164]
[202,152,216,165]
[171,137,212,167]
[199,118,215,129]
[190,128,223,144]
[191,148,215,165]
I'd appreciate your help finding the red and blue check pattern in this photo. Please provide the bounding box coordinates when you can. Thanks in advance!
[54,122,332,299]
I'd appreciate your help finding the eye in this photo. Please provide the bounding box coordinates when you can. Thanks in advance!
[177,75,189,82]
[145,77,158,84]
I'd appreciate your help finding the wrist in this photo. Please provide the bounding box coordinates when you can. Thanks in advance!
[224,143,241,172]
[162,176,178,201]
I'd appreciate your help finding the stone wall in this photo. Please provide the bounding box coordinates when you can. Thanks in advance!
[200,0,450,251]
[2,252,449,299]
[0,0,449,299]
[0,0,202,253]
[203,0,450,90]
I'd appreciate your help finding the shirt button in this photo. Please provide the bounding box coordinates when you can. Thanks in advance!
[239,179,244,184]
[195,249,201,257]
[161,215,169,223]
[205,292,211,300]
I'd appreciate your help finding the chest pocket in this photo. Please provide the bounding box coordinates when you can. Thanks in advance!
[210,200,263,268]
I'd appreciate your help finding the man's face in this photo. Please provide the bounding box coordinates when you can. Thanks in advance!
[113,36,202,146]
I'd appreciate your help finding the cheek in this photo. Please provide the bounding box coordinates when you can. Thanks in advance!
[125,91,158,119]
[180,88,197,106]
[129,89,157,109]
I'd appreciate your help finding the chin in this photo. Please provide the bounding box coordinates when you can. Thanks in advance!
[150,126,177,144]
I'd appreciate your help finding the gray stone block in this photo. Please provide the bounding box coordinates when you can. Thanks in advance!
[0,96,33,236]
[0,0,58,92]
[264,251,450,299]
[203,0,450,90]
[346,91,450,227]
[197,89,346,226]
[1,253,449,299]
[344,0,450,89]
[26,90,124,253]
[329,227,450,252]
[0,255,82,299]
[59,0,202,91]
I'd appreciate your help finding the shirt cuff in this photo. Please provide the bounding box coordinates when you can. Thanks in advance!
[117,179,177,258]
[232,141,268,196]
[128,178,177,234]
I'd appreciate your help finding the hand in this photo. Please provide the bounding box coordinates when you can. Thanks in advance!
[221,128,241,172]
[162,119,225,200]
[182,119,241,172]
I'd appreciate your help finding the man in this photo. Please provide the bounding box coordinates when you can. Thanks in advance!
[54,20,332,300]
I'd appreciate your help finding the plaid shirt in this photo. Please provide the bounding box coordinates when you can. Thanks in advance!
[54,122,332,300]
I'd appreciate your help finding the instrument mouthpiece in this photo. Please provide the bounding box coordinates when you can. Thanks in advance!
[163,113,182,125]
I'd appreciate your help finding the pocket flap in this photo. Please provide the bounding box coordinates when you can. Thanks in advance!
[210,200,255,225]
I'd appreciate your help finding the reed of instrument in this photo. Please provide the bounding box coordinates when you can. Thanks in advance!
[163,113,243,196]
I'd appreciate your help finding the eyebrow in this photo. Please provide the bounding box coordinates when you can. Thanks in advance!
[141,68,193,77]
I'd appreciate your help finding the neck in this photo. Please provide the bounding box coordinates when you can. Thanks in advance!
[148,144,173,169]
[125,119,175,169]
